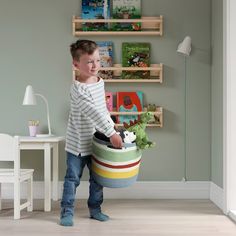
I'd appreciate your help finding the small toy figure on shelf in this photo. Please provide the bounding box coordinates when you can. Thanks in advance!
[146,103,157,123]
[123,112,155,150]
[146,104,161,124]
[147,103,157,112]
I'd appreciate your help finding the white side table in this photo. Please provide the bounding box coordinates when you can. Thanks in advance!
[19,136,64,211]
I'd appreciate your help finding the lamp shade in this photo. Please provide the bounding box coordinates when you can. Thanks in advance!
[177,36,192,56]
[22,85,37,105]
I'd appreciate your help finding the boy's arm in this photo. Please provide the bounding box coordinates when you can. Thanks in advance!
[71,84,123,148]
[106,113,115,126]
[71,85,115,138]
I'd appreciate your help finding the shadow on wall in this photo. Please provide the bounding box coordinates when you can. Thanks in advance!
[162,65,178,88]
[160,109,179,133]
[192,47,212,65]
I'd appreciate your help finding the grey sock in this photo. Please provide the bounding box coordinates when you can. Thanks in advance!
[90,212,110,222]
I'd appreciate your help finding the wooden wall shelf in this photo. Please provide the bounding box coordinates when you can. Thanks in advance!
[110,107,163,128]
[73,63,163,83]
[72,16,163,36]
[71,13,164,128]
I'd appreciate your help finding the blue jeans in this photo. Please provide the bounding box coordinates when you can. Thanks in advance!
[60,152,103,217]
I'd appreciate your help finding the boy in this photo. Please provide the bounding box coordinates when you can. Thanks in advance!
[60,40,123,226]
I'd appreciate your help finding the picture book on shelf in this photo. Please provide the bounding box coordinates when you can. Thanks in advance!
[81,0,110,31]
[122,42,150,79]
[96,41,113,80]
[116,91,143,124]
[112,0,141,31]
[105,92,113,112]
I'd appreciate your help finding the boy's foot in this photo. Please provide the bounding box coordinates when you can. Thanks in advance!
[90,212,110,222]
[60,215,74,226]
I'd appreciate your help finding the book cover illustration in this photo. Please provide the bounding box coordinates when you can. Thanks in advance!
[82,0,110,31]
[112,0,141,31]
[117,91,143,124]
[122,42,150,79]
[105,92,113,112]
[97,41,113,80]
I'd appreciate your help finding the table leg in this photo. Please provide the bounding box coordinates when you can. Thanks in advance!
[52,143,59,201]
[44,143,51,211]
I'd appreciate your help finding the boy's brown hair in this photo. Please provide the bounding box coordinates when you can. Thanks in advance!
[70,40,98,61]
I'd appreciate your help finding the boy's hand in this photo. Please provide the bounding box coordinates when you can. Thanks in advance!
[110,133,123,148]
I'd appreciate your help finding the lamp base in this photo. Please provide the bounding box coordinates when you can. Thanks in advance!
[36,134,54,137]
[181,177,186,182]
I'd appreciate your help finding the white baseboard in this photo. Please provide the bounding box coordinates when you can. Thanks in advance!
[103,181,210,199]
[0,181,225,212]
[1,181,211,200]
[209,182,223,210]
[228,210,236,222]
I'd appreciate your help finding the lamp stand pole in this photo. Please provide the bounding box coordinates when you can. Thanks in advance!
[35,93,52,136]
[182,56,187,182]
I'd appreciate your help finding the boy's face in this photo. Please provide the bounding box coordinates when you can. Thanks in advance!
[73,48,100,78]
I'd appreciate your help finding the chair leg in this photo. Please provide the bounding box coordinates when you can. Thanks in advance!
[14,181,20,219]
[0,183,2,210]
[27,176,33,212]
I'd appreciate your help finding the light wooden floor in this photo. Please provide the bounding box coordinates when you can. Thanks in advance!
[0,199,236,236]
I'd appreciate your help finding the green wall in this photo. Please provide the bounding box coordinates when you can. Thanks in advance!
[0,0,212,182]
[211,0,223,188]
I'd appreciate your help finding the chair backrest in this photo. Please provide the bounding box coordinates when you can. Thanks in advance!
[0,134,19,161]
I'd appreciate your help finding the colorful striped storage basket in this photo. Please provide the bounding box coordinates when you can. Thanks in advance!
[91,136,142,188]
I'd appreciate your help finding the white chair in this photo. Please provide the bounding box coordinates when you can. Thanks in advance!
[0,134,34,219]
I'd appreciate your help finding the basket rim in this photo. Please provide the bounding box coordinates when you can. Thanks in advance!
[92,136,136,149]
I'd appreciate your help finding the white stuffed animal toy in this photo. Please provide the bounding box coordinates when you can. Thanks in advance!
[117,130,136,144]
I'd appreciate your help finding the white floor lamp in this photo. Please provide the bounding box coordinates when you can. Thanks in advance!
[177,36,192,182]
[23,85,52,137]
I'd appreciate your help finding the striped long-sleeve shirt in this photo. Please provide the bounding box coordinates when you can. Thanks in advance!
[65,78,116,156]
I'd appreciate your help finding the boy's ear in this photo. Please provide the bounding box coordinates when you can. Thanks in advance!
[73,60,79,68]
